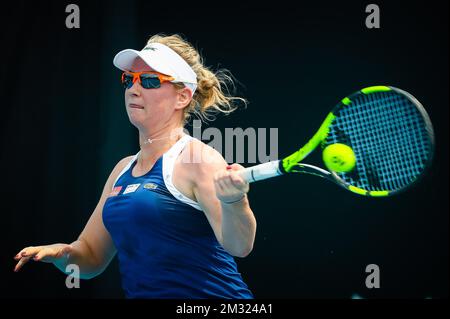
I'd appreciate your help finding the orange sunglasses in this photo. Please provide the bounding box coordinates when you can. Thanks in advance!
[121,71,175,89]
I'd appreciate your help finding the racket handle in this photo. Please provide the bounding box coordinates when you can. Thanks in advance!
[238,160,283,183]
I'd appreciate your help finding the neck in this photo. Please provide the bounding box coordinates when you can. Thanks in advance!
[137,123,184,168]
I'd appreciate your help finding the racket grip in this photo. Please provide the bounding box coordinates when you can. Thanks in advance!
[238,160,283,183]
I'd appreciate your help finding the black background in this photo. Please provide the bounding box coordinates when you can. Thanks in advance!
[0,0,448,299]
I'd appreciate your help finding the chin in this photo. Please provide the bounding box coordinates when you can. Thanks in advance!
[127,113,146,127]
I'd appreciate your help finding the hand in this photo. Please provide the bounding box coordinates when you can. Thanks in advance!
[13,243,73,272]
[214,164,249,204]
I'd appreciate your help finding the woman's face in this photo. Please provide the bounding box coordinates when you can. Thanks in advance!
[124,58,183,130]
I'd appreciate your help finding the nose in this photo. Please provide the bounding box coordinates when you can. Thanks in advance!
[127,80,142,96]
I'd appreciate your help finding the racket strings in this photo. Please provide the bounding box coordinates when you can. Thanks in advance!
[326,91,432,192]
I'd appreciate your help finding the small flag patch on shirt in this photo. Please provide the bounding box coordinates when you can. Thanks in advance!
[123,183,141,194]
[109,186,122,197]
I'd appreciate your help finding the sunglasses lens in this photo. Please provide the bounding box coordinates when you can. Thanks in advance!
[140,74,161,89]
[122,74,133,89]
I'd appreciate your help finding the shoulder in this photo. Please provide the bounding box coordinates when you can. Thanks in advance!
[181,138,227,180]
[101,154,136,192]
[119,155,136,165]
[108,155,136,181]
[114,155,136,172]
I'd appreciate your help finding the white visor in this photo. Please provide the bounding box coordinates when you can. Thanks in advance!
[113,42,197,96]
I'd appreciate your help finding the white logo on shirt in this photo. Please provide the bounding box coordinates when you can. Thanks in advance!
[123,183,141,194]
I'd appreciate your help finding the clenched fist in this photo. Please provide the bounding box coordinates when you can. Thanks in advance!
[214,164,249,204]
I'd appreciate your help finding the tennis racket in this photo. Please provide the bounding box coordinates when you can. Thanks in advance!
[239,86,434,197]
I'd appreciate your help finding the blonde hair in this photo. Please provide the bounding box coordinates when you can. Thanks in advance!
[146,33,247,123]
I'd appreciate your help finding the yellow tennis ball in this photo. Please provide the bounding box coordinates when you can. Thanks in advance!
[322,143,356,173]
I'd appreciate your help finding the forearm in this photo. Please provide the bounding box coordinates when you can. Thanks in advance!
[220,195,256,258]
[53,239,102,279]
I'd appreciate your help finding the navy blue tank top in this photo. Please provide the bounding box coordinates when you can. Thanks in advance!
[102,135,253,299]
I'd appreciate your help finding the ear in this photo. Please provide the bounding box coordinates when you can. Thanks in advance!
[175,87,192,110]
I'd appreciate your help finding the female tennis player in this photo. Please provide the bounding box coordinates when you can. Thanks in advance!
[14,34,256,298]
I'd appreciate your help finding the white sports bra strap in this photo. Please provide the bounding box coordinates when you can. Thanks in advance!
[163,135,202,211]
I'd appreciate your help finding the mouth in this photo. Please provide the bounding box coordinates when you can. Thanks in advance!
[129,104,144,109]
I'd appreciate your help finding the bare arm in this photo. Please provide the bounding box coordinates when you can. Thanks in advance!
[215,163,255,258]
[14,156,134,279]
[187,142,256,258]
